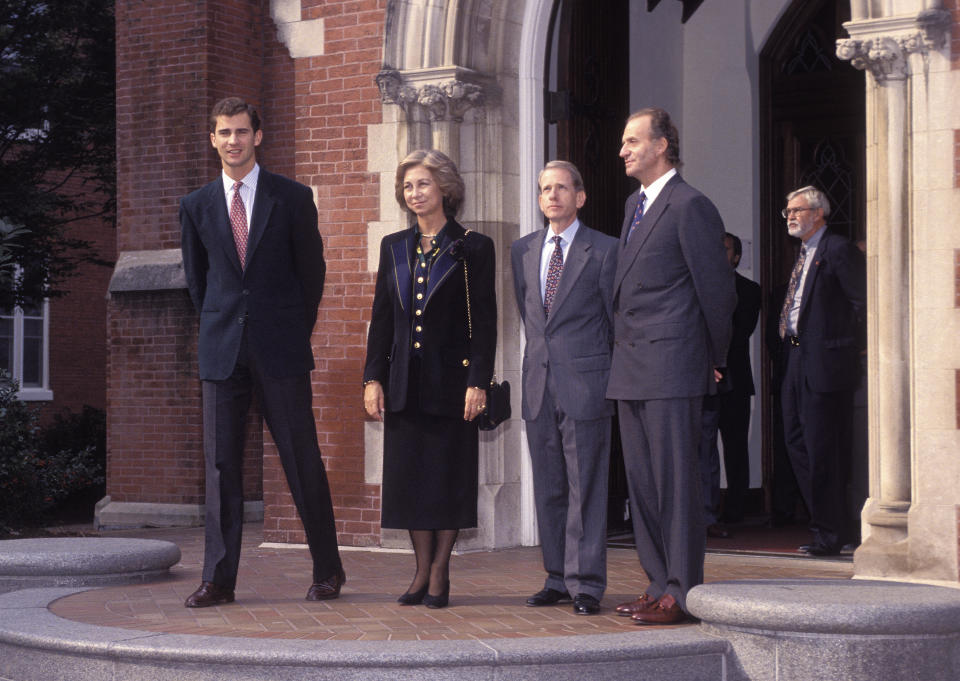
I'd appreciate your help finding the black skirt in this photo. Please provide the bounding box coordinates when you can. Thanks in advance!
[381,358,479,530]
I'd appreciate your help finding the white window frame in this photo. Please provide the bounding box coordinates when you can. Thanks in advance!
[0,294,53,402]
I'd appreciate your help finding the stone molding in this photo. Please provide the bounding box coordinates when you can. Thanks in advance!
[376,66,496,121]
[836,10,951,82]
[107,249,186,293]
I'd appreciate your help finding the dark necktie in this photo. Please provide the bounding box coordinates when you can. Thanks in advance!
[230,181,248,268]
[626,191,647,241]
[779,246,807,338]
[543,235,564,317]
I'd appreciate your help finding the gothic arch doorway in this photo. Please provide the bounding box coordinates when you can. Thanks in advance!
[543,0,632,532]
[759,0,866,531]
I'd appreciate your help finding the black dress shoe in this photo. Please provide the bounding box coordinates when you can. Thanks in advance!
[526,588,571,607]
[423,582,449,609]
[803,543,840,557]
[184,581,235,608]
[397,583,429,605]
[573,593,600,615]
[306,567,346,601]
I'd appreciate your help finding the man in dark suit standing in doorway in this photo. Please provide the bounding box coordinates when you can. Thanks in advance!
[716,232,762,524]
[607,108,735,625]
[778,185,865,557]
[180,97,344,607]
[511,160,618,616]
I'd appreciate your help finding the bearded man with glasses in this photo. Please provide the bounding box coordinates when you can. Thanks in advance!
[776,185,866,557]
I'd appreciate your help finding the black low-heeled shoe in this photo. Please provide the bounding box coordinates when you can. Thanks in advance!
[423,582,450,609]
[397,584,429,605]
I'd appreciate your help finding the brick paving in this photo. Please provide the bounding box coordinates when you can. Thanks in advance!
[49,524,853,641]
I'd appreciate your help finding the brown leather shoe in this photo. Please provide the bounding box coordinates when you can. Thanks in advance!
[306,567,346,601]
[615,593,657,617]
[631,594,689,625]
[184,582,235,608]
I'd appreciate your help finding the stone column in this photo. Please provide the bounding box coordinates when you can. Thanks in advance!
[836,7,953,581]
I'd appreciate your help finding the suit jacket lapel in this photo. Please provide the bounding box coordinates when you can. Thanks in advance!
[390,230,415,313]
[797,230,830,327]
[613,177,679,294]
[245,170,274,267]
[424,222,467,308]
[524,229,548,326]
[204,181,243,273]
[547,227,590,324]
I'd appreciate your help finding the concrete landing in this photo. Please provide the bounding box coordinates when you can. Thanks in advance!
[0,586,727,681]
[0,538,180,594]
[689,579,960,680]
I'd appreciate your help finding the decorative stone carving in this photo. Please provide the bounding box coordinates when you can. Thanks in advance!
[376,68,419,115]
[836,9,951,83]
[443,81,485,122]
[376,67,492,122]
[836,36,907,82]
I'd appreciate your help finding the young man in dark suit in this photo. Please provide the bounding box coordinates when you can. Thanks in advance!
[511,161,618,616]
[180,97,343,607]
[778,185,866,556]
[607,108,735,625]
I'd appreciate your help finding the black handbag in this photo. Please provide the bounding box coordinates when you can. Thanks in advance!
[477,378,511,431]
[462,230,510,431]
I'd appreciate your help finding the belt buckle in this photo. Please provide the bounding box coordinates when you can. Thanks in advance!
[789,335,800,347]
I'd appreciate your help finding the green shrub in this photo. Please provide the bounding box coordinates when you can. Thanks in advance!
[0,373,106,534]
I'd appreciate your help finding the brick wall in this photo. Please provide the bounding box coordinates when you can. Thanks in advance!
[109,0,284,510]
[106,289,261,504]
[262,0,387,547]
[111,0,384,547]
[38,184,116,423]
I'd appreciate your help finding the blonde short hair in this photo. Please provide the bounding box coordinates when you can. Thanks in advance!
[395,149,465,218]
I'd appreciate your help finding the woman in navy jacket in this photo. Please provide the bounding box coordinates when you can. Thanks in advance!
[362,149,496,608]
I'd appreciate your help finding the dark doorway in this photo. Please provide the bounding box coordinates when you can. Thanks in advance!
[759,0,866,528]
[545,0,631,532]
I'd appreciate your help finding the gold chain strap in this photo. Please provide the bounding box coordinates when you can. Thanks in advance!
[463,230,472,339]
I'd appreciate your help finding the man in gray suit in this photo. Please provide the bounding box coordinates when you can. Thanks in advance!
[608,108,735,625]
[511,160,618,616]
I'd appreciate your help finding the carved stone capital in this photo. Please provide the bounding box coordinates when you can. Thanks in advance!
[836,36,907,82]
[375,68,419,115]
[915,9,951,51]
[417,85,449,122]
[837,9,952,83]
[375,66,494,122]
[442,81,485,122]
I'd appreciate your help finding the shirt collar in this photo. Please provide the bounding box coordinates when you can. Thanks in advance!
[221,163,260,194]
[547,218,580,246]
[802,224,826,252]
[639,167,677,208]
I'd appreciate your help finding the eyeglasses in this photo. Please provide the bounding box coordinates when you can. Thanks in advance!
[781,207,814,219]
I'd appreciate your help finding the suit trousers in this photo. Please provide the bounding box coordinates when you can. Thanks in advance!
[618,397,704,612]
[780,340,853,551]
[201,332,341,590]
[526,369,610,600]
[717,390,752,522]
[698,395,722,526]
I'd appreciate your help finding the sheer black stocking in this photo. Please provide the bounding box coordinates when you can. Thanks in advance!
[406,529,435,594]
[428,529,458,596]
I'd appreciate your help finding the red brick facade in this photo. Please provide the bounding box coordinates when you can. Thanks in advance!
[39,204,115,422]
[109,0,384,546]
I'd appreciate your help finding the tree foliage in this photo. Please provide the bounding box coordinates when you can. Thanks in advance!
[0,0,115,307]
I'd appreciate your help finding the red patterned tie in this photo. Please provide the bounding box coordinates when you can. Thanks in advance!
[626,191,647,241]
[543,235,564,317]
[230,181,248,268]
[779,246,807,338]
